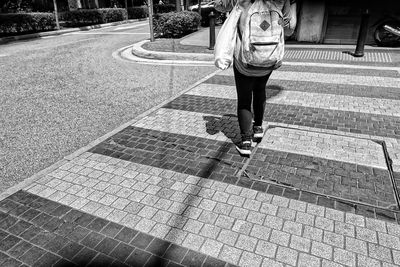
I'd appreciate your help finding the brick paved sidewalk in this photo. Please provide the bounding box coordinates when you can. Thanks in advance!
[1,60,400,267]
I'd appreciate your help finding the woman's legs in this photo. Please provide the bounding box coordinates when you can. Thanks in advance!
[233,65,254,139]
[252,72,271,126]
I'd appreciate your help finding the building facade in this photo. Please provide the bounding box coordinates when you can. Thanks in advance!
[295,0,400,44]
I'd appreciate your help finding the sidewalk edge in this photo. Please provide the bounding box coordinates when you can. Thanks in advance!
[0,68,221,202]
[132,40,214,61]
[0,18,148,45]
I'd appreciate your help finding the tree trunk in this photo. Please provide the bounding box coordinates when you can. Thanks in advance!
[176,0,181,11]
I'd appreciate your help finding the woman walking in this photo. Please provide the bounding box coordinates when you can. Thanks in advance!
[233,0,297,155]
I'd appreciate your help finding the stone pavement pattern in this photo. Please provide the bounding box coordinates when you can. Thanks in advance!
[1,49,400,267]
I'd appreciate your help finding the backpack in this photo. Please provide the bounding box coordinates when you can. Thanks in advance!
[238,0,285,68]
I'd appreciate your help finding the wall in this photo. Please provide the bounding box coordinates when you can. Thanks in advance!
[296,0,326,43]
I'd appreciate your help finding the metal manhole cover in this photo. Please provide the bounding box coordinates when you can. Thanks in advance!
[246,126,397,209]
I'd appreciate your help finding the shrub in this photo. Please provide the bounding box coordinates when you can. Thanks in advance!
[60,8,128,27]
[0,13,56,37]
[127,6,148,19]
[153,11,201,38]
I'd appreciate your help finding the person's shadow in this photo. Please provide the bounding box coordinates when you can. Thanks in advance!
[203,114,241,144]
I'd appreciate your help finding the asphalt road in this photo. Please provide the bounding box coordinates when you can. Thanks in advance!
[0,22,216,194]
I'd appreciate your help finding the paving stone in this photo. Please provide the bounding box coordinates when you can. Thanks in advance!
[334,221,355,238]
[345,236,368,256]
[333,247,356,266]
[8,241,33,258]
[0,235,21,252]
[298,252,321,267]
[235,234,258,252]
[346,213,366,227]
[130,232,154,250]
[125,248,152,266]
[387,222,400,237]
[299,224,322,242]
[276,246,298,266]
[378,232,400,249]
[219,245,242,265]
[94,236,119,255]
[198,211,218,225]
[181,249,207,266]
[261,258,284,267]
[43,235,71,253]
[394,250,400,266]
[250,224,271,241]
[283,221,303,236]
[263,215,283,230]
[290,235,311,253]
[368,243,393,262]
[232,220,253,235]
[277,207,296,221]
[115,227,138,244]
[357,254,382,267]
[147,238,171,257]
[311,240,333,260]
[316,217,334,232]
[200,239,223,258]
[183,219,204,234]
[70,247,98,266]
[81,232,106,249]
[356,226,378,243]
[247,211,266,225]
[1,257,24,267]
[217,229,238,246]
[239,251,263,267]
[8,221,32,236]
[58,242,84,261]
[324,231,344,248]
[270,229,290,247]
[202,256,226,267]
[255,239,277,258]
[200,224,221,239]
[182,233,205,251]
[230,207,249,220]
[163,243,188,263]
[260,203,278,216]
[215,215,235,229]
[30,231,56,247]
[109,242,135,263]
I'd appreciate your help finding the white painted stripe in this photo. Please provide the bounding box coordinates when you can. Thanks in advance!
[187,83,400,117]
[132,108,386,168]
[112,23,148,31]
[258,126,386,169]
[218,69,400,88]
[69,32,149,35]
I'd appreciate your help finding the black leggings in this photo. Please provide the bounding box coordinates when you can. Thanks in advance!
[233,65,272,137]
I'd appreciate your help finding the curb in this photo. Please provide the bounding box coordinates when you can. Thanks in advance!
[0,18,148,45]
[131,40,214,62]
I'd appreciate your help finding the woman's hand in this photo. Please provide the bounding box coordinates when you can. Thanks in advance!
[237,0,252,9]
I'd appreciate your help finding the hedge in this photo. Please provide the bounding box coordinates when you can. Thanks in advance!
[60,8,128,27]
[153,11,201,38]
[127,6,148,19]
[0,13,56,37]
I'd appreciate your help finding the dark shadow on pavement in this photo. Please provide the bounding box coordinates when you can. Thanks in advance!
[203,114,241,144]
